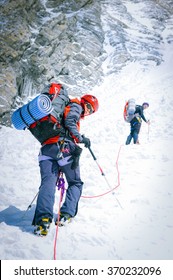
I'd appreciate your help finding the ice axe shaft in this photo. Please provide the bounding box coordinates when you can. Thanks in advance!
[88,146,105,176]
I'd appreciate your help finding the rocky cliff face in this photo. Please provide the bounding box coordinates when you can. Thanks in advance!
[0,0,104,125]
[0,0,173,126]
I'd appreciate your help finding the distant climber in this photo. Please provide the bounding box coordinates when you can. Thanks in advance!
[125,102,150,145]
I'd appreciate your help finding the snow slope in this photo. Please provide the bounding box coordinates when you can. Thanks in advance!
[0,40,173,260]
[1,0,173,260]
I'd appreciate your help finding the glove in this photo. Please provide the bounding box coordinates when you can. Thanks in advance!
[68,145,82,170]
[81,135,91,148]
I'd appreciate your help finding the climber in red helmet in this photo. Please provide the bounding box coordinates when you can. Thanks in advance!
[33,91,99,235]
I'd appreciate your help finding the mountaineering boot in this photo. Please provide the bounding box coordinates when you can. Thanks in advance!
[55,213,72,227]
[34,217,51,236]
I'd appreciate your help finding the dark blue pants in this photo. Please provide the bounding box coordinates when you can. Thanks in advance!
[126,131,138,144]
[32,142,83,225]
[126,118,141,145]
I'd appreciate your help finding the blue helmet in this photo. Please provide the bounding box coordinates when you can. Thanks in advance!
[142,102,149,107]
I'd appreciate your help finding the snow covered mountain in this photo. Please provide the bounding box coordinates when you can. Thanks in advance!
[0,0,173,261]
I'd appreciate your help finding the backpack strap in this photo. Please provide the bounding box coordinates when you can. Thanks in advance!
[19,109,29,128]
[49,83,62,100]
[27,102,38,122]
[69,98,81,105]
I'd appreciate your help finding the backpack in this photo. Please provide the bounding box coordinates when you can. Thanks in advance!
[123,98,136,123]
[28,83,70,144]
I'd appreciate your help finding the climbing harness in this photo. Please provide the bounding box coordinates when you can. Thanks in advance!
[56,171,66,200]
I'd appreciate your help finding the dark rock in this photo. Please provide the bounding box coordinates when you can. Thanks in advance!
[0,0,173,125]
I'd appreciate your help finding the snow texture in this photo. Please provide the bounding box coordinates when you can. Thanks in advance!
[0,2,173,261]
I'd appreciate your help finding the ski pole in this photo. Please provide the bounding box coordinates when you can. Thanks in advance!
[88,146,123,209]
[26,191,39,211]
[21,190,39,221]
[147,123,150,141]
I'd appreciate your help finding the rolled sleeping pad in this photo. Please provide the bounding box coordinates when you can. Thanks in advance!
[11,94,53,130]
[127,98,136,115]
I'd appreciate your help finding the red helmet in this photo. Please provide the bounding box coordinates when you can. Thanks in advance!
[81,94,99,113]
